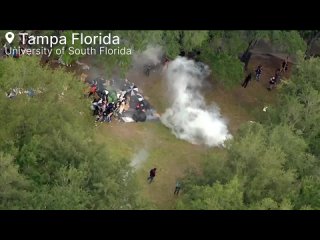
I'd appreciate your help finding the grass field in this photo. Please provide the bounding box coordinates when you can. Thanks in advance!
[93,61,279,209]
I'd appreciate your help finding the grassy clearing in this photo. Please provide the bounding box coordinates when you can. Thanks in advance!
[93,62,279,209]
[95,121,206,209]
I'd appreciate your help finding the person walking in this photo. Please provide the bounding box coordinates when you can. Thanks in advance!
[147,168,157,183]
[174,181,181,195]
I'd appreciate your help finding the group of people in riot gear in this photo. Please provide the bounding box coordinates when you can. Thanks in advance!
[242,56,289,90]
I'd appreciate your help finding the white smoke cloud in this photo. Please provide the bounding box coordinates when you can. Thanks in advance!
[132,45,164,68]
[161,57,232,147]
[130,149,149,170]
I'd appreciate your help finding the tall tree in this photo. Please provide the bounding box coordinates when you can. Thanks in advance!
[0,56,141,209]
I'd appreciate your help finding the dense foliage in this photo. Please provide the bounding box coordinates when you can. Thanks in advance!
[176,54,320,210]
[0,57,143,209]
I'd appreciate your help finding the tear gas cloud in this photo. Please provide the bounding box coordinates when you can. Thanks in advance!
[130,149,149,170]
[132,45,164,68]
[161,57,232,147]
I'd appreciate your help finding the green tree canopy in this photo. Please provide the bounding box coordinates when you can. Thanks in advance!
[0,56,140,209]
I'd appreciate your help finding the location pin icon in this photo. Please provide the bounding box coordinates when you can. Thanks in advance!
[5,32,15,44]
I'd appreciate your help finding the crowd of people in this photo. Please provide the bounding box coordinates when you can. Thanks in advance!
[86,77,149,123]
[242,56,289,91]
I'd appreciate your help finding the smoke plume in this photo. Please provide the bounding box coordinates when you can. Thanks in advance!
[160,57,232,147]
[132,45,164,68]
[130,149,149,170]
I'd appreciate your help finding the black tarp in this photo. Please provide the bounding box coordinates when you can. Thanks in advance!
[132,110,147,122]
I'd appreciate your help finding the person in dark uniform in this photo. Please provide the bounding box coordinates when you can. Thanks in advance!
[255,65,262,81]
[281,56,289,73]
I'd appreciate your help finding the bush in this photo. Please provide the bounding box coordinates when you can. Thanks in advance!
[202,51,244,88]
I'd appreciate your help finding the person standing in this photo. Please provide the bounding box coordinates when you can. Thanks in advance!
[147,168,157,183]
[255,65,262,81]
[268,76,277,91]
[281,56,289,73]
